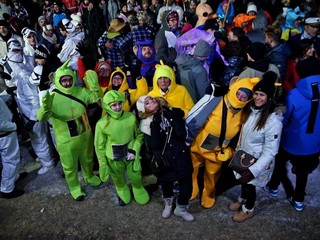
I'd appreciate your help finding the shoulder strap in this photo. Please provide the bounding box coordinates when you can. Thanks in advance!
[52,88,87,109]
[219,98,228,153]
[306,82,319,134]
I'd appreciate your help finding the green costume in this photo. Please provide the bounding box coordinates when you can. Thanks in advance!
[94,90,149,205]
[37,60,102,200]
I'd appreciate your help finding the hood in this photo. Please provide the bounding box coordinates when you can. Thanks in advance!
[136,40,156,65]
[53,59,76,94]
[102,90,125,119]
[296,75,320,100]
[152,61,177,93]
[161,10,175,31]
[108,66,129,92]
[226,77,260,109]
[253,9,268,31]
[94,61,112,87]
[284,7,305,29]
[175,54,201,69]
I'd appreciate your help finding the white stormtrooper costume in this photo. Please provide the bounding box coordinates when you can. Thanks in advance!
[57,19,84,70]
[16,64,55,174]
[0,97,20,193]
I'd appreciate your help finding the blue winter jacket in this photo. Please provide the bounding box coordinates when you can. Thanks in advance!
[281,75,320,155]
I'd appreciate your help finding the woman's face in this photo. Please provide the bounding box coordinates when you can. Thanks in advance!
[305,44,315,57]
[253,91,268,107]
[144,96,159,113]
[112,75,123,87]
[109,102,123,112]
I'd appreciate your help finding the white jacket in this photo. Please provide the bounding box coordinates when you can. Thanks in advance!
[234,108,283,187]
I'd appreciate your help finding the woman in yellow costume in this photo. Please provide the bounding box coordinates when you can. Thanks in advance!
[190,77,260,208]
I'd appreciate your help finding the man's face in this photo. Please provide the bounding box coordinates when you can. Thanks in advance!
[45,29,53,37]
[88,3,94,11]
[168,17,178,29]
[157,77,171,92]
[141,46,153,58]
[0,26,9,36]
[39,20,47,27]
[189,2,197,11]
[227,31,238,42]
[53,4,59,12]
[236,89,249,102]
[27,33,37,46]
[59,76,73,88]
[305,24,319,37]
[142,3,149,10]
[59,28,67,36]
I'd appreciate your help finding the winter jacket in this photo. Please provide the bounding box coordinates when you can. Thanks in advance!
[234,109,283,187]
[266,42,291,81]
[220,55,244,86]
[281,75,320,155]
[0,33,24,58]
[175,54,210,103]
[145,107,193,181]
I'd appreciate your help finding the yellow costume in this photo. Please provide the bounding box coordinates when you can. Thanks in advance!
[190,77,260,208]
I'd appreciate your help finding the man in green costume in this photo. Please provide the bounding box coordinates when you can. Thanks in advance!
[94,90,149,206]
[37,60,102,201]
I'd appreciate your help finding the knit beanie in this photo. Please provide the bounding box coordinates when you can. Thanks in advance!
[296,56,320,79]
[247,3,257,14]
[193,39,211,57]
[35,44,50,59]
[246,42,266,61]
[21,27,36,38]
[38,16,46,24]
[238,87,252,99]
[136,95,148,113]
[0,20,10,28]
[253,71,277,98]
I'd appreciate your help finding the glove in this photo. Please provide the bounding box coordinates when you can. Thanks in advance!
[42,91,54,113]
[83,70,100,92]
[99,165,109,182]
[75,40,90,57]
[126,152,135,160]
[25,120,36,132]
[6,86,17,95]
[239,169,255,184]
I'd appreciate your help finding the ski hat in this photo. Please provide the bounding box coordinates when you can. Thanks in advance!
[35,44,50,59]
[247,3,257,14]
[296,56,320,79]
[246,42,266,61]
[253,71,278,98]
[136,95,148,113]
[0,20,10,28]
[54,59,76,94]
[71,13,82,23]
[62,19,76,33]
[193,39,211,57]
[42,24,53,31]
[21,27,36,39]
[29,65,43,85]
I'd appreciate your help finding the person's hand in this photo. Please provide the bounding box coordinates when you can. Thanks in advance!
[239,169,254,184]
[6,86,17,95]
[42,91,54,112]
[25,120,36,132]
[75,40,89,57]
[83,70,99,92]
[99,166,109,182]
[126,152,135,160]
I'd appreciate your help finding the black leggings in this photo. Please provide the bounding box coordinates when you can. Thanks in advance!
[160,177,192,206]
[241,183,256,210]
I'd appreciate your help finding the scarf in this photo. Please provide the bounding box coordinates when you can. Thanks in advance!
[42,32,57,44]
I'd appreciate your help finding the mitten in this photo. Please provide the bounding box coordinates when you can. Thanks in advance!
[6,86,17,95]
[83,70,100,92]
[42,91,54,113]
[239,169,255,184]
[99,165,109,182]
[25,120,36,132]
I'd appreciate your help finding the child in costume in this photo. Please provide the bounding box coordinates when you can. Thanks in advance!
[190,76,260,209]
[37,60,102,201]
[94,90,149,206]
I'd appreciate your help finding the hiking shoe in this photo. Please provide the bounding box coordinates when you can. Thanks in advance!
[293,201,304,212]
[232,210,254,223]
[229,201,243,211]
[162,197,173,219]
[264,186,278,197]
[174,204,194,222]
[37,164,54,175]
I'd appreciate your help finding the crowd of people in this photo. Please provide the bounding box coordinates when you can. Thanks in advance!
[0,0,320,223]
